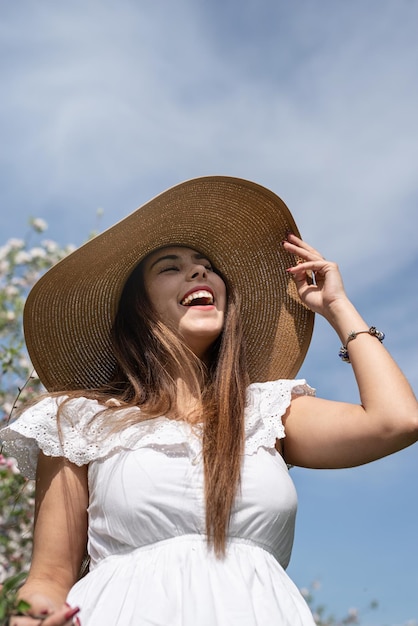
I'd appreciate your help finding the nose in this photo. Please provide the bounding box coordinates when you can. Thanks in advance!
[187,263,207,280]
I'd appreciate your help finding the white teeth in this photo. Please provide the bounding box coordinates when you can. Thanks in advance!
[181,290,214,306]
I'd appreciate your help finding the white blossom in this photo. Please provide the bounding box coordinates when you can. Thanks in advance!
[0,244,11,260]
[7,238,25,250]
[29,246,47,259]
[2,402,13,415]
[18,355,31,369]
[6,457,20,475]
[3,284,19,297]
[42,239,59,252]
[30,217,48,233]
[10,276,26,287]
[14,251,31,264]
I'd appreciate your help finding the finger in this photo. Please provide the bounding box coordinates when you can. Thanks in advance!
[9,618,48,626]
[287,259,337,291]
[60,606,81,626]
[282,235,324,261]
[286,267,315,289]
[287,259,329,275]
[33,605,80,626]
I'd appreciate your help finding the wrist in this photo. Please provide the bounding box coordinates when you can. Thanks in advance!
[339,327,385,363]
[17,581,66,608]
[322,297,367,342]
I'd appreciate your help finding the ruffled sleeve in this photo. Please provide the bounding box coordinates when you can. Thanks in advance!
[0,396,114,479]
[244,379,315,455]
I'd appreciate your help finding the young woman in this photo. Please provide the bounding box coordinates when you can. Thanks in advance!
[2,176,417,626]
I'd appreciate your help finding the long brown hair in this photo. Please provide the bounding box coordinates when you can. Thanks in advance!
[63,256,249,556]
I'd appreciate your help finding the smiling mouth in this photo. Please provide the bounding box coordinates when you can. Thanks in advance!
[180,290,214,306]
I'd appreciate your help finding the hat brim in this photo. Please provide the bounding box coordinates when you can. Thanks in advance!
[24,176,314,391]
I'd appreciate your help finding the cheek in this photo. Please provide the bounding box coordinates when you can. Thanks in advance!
[216,279,227,311]
[151,294,170,319]
[146,285,179,324]
[144,284,165,317]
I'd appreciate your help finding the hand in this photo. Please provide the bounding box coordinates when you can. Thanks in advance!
[9,601,80,626]
[282,233,349,318]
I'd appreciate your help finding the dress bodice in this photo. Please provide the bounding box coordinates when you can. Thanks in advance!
[87,427,297,568]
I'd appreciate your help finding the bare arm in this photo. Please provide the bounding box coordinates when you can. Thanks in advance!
[14,453,88,625]
[281,234,418,469]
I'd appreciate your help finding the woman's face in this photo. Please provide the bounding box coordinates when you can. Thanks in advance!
[142,246,227,360]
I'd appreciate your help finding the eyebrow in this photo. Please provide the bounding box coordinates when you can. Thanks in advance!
[149,252,209,270]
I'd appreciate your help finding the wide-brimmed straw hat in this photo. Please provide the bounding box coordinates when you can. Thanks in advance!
[24,176,314,391]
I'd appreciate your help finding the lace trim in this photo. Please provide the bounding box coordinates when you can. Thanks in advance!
[1,380,315,478]
[244,380,315,455]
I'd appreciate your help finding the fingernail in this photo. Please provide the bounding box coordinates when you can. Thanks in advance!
[64,606,80,620]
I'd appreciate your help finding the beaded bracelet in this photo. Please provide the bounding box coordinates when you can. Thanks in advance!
[339,326,385,363]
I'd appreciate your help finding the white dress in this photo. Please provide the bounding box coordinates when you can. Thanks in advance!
[1,379,316,626]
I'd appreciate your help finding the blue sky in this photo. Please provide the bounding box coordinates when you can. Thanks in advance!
[1,1,418,623]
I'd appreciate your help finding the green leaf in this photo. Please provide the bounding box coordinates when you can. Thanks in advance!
[2,572,27,593]
[16,599,31,613]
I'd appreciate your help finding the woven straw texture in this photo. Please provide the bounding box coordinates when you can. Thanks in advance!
[24,176,314,391]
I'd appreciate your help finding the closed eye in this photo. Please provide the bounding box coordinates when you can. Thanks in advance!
[159,265,180,273]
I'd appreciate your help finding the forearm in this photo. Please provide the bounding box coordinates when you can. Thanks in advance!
[17,455,89,607]
[325,296,418,431]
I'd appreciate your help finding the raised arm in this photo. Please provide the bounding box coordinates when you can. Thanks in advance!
[13,453,88,626]
[281,233,418,469]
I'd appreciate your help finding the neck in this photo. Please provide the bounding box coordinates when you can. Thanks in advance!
[174,377,203,423]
